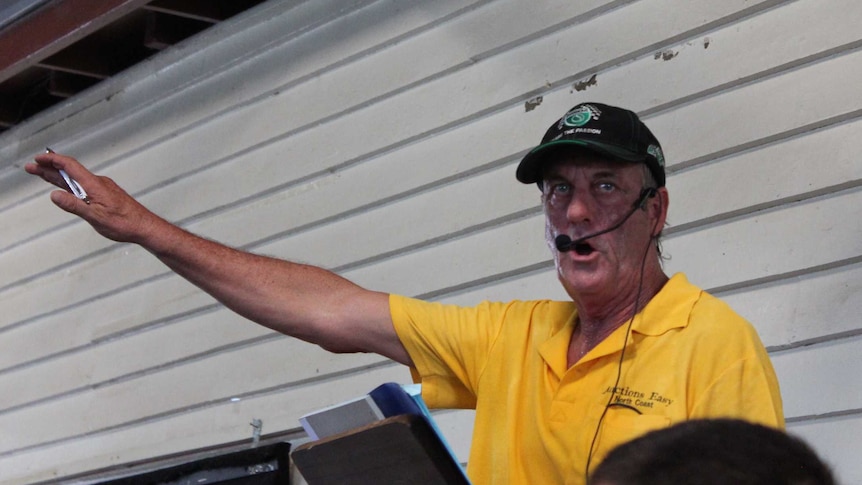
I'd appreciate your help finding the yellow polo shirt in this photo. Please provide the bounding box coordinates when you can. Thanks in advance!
[390,273,783,485]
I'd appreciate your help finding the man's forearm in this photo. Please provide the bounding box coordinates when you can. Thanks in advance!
[142,220,374,347]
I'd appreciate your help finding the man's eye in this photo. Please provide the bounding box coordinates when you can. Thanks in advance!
[597,182,615,192]
[551,183,571,195]
[550,184,572,197]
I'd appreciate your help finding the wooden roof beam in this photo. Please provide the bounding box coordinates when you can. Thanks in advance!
[143,0,236,24]
[0,0,152,84]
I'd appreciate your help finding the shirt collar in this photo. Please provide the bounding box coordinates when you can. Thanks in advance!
[538,273,700,377]
[630,272,700,336]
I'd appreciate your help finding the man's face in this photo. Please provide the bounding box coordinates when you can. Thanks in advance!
[542,151,661,302]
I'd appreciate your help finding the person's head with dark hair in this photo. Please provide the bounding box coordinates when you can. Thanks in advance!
[589,419,834,485]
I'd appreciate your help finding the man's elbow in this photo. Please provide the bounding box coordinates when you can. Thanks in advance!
[316,337,363,354]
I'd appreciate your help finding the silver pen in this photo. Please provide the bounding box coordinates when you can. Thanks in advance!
[46,148,90,204]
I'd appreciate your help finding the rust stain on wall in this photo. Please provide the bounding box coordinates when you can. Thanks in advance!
[573,74,597,92]
[654,50,679,61]
[525,96,543,112]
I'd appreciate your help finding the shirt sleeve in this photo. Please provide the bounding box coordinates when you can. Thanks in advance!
[389,294,508,409]
[689,354,785,428]
[685,293,785,428]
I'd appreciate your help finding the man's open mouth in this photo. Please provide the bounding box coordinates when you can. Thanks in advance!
[573,242,595,256]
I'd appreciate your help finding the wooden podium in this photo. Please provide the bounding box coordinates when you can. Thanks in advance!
[292,414,470,484]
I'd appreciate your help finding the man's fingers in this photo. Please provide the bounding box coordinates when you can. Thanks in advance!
[33,151,65,169]
[49,189,83,214]
[34,151,94,182]
[31,151,95,199]
[25,161,67,190]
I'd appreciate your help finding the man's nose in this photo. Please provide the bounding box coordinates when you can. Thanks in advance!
[565,193,593,224]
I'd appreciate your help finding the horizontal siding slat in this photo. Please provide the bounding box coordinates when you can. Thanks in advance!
[221,164,535,271]
[651,57,862,167]
[1,243,178,330]
[0,309,274,413]
[597,0,862,112]
[0,339,387,454]
[788,415,862,485]
[440,269,568,305]
[0,275,210,370]
[0,363,411,485]
[663,188,862,290]
[723,262,862,349]
[668,117,862,228]
[773,336,862,419]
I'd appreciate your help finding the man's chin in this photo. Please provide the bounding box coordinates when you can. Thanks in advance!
[558,269,610,299]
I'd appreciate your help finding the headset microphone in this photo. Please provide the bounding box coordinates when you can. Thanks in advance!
[555,187,657,252]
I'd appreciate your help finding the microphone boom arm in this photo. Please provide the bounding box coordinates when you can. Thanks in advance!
[555,187,656,252]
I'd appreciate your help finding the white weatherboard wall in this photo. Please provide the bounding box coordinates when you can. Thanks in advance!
[0,0,859,483]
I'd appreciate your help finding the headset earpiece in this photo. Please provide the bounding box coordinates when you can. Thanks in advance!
[635,187,658,210]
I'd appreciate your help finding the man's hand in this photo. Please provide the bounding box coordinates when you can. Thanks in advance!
[25,151,162,244]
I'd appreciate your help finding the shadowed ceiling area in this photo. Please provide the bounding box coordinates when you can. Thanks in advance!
[0,0,267,135]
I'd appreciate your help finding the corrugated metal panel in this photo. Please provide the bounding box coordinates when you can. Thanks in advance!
[0,0,859,483]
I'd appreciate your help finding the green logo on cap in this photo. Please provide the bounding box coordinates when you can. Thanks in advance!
[563,105,599,127]
[647,144,665,167]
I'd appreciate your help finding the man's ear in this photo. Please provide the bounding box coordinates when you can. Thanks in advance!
[650,187,669,237]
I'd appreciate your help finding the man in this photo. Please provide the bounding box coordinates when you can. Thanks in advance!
[27,102,783,484]
[590,419,834,485]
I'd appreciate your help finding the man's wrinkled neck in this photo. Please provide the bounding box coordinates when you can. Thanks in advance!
[570,262,668,335]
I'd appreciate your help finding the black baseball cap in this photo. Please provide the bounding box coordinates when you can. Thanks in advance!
[516,102,666,187]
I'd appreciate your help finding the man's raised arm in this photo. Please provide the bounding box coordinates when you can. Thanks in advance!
[25,151,411,365]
